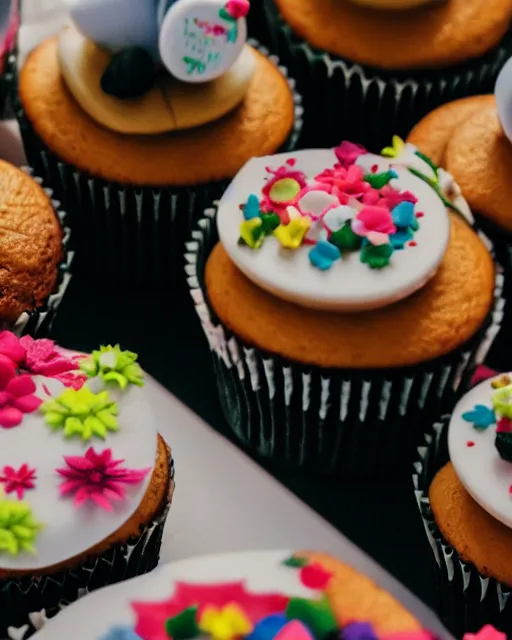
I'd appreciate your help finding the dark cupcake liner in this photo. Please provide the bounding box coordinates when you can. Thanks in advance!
[413,418,512,636]
[0,0,19,118]
[3,454,175,640]
[8,167,73,339]
[262,0,512,150]
[185,207,504,478]
[14,42,303,288]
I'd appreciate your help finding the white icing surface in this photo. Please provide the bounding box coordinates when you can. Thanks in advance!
[0,365,157,571]
[32,551,319,639]
[448,374,512,529]
[495,56,512,144]
[159,0,248,82]
[217,148,455,312]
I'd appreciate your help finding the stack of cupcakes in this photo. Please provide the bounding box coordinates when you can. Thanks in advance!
[413,371,512,636]
[186,137,503,477]
[261,0,512,149]
[0,337,174,635]
[15,0,303,286]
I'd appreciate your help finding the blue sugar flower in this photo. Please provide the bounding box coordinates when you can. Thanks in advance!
[309,240,341,271]
[390,229,413,250]
[462,404,496,431]
[99,626,141,640]
[391,201,417,229]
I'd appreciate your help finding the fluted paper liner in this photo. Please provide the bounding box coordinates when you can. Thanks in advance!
[413,419,512,635]
[185,207,504,478]
[2,456,175,640]
[14,42,303,287]
[262,0,512,150]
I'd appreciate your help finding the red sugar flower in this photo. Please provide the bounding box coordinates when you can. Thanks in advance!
[0,464,37,499]
[19,336,85,389]
[56,447,151,511]
[334,141,367,167]
[0,372,42,429]
[225,0,250,18]
[497,417,512,434]
[314,164,371,202]
[352,206,396,243]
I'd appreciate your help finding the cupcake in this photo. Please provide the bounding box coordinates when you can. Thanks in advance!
[413,371,512,636]
[262,0,512,150]
[0,0,18,117]
[15,0,302,286]
[0,334,174,636]
[186,138,503,477]
[9,549,439,639]
[0,159,71,337]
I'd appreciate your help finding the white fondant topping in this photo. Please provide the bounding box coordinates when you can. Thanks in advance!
[31,551,318,639]
[448,374,512,529]
[0,368,157,571]
[159,0,248,82]
[495,56,512,144]
[217,148,459,312]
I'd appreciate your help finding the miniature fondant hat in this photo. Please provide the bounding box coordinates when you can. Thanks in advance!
[495,56,512,143]
[71,0,160,56]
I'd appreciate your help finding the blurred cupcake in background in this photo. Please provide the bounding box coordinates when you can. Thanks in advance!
[186,138,503,478]
[15,0,302,287]
[0,159,71,337]
[262,0,512,150]
[414,372,512,636]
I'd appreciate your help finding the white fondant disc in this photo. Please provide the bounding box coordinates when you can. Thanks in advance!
[448,374,512,529]
[217,149,452,312]
[0,375,157,571]
[159,0,247,82]
[495,57,512,144]
[32,551,318,638]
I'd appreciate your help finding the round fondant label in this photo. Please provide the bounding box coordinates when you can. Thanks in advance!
[159,0,248,82]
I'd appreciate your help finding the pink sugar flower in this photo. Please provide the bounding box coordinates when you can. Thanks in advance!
[352,206,396,246]
[261,165,307,223]
[0,373,42,428]
[314,164,371,202]
[0,331,25,365]
[56,447,151,511]
[0,464,36,499]
[19,335,86,389]
[225,0,250,18]
[334,141,367,167]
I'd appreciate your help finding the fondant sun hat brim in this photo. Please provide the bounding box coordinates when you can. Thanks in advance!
[15,37,303,287]
[262,0,512,149]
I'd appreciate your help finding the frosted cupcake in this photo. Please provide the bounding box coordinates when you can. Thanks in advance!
[16,0,302,286]
[0,334,174,635]
[414,372,512,636]
[186,137,502,477]
[262,0,512,149]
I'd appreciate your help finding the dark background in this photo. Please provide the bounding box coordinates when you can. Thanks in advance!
[52,276,455,613]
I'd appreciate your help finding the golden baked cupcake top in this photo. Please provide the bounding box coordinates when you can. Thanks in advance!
[205,138,494,368]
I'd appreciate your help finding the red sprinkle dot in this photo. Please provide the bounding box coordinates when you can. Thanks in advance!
[467,441,475,448]
[42,384,51,397]
[371,164,378,173]
[416,212,424,218]
[238,204,244,210]
[286,158,296,166]
[409,241,417,247]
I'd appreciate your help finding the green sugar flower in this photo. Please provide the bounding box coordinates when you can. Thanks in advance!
[80,345,144,389]
[492,384,512,419]
[0,493,41,556]
[41,387,119,441]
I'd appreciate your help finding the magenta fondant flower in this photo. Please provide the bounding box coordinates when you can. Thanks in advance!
[0,464,37,499]
[56,447,151,511]
[0,374,42,428]
[352,206,397,246]
[19,336,86,389]
[261,165,308,222]
[225,0,250,18]
[314,164,371,203]
[0,331,25,365]
[334,141,367,167]
[133,582,289,640]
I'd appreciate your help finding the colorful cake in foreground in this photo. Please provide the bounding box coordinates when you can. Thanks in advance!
[0,333,174,637]
[14,550,433,639]
[188,137,501,477]
[414,373,512,635]
[16,0,300,285]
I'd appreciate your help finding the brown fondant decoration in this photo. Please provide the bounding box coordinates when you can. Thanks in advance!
[19,37,295,187]
[273,0,512,69]
[429,462,512,586]
[296,552,423,634]
[205,215,495,369]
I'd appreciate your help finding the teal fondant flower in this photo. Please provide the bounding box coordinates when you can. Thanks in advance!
[41,387,119,441]
[80,345,144,389]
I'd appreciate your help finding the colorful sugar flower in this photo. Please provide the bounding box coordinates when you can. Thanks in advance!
[0,464,37,500]
[351,206,396,245]
[0,492,41,555]
[334,140,367,167]
[261,165,307,222]
[314,164,371,202]
[80,345,144,389]
[0,371,42,429]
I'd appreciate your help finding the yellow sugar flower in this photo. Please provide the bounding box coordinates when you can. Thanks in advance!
[198,603,253,640]
[274,217,311,249]
[381,135,405,158]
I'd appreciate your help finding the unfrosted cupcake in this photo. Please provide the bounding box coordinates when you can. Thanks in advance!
[414,372,512,636]
[0,334,174,635]
[16,0,302,286]
[262,0,512,149]
[186,137,502,477]
[0,159,71,337]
